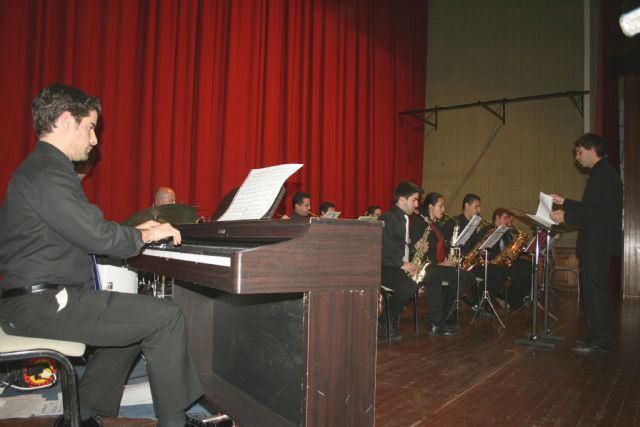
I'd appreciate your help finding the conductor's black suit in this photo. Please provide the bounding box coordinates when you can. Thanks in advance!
[563,158,623,348]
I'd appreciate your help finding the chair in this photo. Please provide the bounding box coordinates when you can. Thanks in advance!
[0,327,86,427]
[551,265,581,301]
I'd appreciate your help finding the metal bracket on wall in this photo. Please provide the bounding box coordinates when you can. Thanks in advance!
[399,90,589,131]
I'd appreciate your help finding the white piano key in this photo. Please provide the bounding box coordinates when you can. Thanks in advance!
[141,248,231,267]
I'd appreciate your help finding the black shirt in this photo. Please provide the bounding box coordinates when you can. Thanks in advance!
[564,158,623,256]
[379,205,411,268]
[0,142,144,289]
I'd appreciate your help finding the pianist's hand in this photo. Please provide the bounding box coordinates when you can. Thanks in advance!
[138,223,182,246]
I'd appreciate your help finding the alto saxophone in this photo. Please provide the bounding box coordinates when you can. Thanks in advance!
[442,213,460,264]
[409,214,432,283]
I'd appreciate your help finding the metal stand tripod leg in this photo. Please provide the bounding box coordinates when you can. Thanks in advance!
[470,249,506,329]
[540,231,564,343]
[515,226,555,348]
[444,247,469,326]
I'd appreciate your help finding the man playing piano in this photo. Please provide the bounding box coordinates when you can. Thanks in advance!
[0,84,202,427]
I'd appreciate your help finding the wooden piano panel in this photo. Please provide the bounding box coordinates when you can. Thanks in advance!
[132,220,381,427]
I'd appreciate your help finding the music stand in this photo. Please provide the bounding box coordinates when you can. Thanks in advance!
[470,225,509,329]
[444,215,482,325]
[515,222,565,348]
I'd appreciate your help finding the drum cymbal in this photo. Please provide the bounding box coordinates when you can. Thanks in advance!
[122,204,197,227]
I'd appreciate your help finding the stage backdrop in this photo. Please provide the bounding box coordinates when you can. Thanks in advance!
[0,0,427,222]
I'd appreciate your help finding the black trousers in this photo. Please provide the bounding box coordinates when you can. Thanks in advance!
[472,264,508,301]
[579,249,614,346]
[0,286,203,418]
[507,258,532,307]
[380,266,416,324]
[423,265,475,326]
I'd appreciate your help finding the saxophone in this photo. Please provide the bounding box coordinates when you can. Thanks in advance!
[491,227,530,267]
[460,217,494,271]
[442,212,460,264]
[409,214,432,283]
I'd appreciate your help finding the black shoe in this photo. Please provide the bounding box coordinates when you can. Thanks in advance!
[186,414,233,426]
[440,325,461,336]
[427,325,444,336]
[54,415,103,427]
[378,319,402,340]
[575,335,594,346]
[572,342,613,353]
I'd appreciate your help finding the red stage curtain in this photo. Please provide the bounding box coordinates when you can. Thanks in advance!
[0,0,427,222]
[594,0,624,296]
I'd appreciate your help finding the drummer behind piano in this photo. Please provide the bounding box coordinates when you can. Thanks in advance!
[154,186,176,206]
[0,84,202,427]
[289,191,312,220]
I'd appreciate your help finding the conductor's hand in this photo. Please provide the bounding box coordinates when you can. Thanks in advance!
[549,194,565,205]
[139,222,182,246]
[550,210,565,224]
[402,262,417,277]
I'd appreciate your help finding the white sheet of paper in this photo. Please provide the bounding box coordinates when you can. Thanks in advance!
[217,164,303,221]
[526,192,558,228]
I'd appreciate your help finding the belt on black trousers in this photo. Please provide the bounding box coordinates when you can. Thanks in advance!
[0,284,61,299]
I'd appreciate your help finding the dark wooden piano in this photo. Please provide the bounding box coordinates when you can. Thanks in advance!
[128,218,381,427]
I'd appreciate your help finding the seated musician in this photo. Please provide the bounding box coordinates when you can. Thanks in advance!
[502,211,533,309]
[319,201,337,217]
[0,84,202,427]
[455,194,509,313]
[289,191,313,220]
[154,186,177,206]
[412,193,475,336]
[366,205,382,218]
[378,182,424,340]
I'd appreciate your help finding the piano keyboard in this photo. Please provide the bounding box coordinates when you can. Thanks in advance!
[141,247,232,267]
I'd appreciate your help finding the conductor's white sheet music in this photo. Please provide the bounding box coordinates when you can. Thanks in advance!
[526,192,558,228]
[217,164,303,221]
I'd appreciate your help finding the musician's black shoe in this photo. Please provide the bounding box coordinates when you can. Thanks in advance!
[378,319,402,340]
[54,415,102,427]
[427,324,444,336]
[443,323,461,335]
[575,335,594,346]
[572,342,613,353]
[440,325,461,337]
[186,415,233,426]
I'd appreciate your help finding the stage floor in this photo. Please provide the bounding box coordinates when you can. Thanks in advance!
[2,289,638,426]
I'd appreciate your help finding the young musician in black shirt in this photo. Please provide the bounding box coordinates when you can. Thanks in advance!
[378,182,423,340]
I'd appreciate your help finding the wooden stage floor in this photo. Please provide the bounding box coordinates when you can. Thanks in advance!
[375,290,640,426]
[2,290,639,426]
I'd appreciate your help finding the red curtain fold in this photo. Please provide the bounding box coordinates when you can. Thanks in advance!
[0,0,427,222]
[595,0,624,296]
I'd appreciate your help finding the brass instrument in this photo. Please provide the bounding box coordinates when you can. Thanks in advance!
[442,212,460,264]
[409,214,432,283]
[491,226,530,267]
[459,216,494,271]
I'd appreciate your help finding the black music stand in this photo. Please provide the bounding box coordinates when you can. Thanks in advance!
[470,225,509,329]
[515,223,565,348]
[444,215,482,326]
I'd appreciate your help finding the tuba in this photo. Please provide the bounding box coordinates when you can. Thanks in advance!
[491,226,530,267]
[409,214,432,283]
[459,217,494,271]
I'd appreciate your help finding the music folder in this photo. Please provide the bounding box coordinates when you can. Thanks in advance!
[479,226,509,251]
[526,192,558,229]
[322,211,341,219]
[452,214,482,247]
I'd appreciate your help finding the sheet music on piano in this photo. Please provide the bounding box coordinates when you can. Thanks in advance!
[217,164,303,221]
